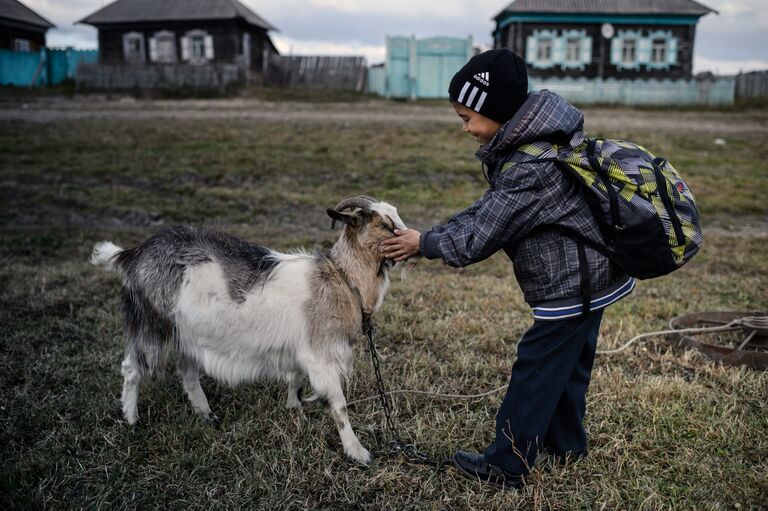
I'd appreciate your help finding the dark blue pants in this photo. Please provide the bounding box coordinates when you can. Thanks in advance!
[483,310,604,475]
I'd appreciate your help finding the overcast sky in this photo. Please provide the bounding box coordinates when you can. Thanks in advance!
[30,0,768,75]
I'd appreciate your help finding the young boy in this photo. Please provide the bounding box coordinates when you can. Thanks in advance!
[380,49,634,490]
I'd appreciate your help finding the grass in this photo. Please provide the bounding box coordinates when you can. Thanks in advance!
[1,103,767,510]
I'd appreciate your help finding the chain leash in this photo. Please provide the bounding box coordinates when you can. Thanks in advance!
[362,314,449,470]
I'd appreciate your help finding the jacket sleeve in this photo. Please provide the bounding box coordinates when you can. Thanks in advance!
[419,165,543,267]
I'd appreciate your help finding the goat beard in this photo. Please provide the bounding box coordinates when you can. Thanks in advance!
[392,256,420,281]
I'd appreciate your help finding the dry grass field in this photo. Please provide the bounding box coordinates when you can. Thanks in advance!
[1,94,767,510]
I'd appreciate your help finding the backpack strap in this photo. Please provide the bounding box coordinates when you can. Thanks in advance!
[586,139,622,230]
[651,157,686,247]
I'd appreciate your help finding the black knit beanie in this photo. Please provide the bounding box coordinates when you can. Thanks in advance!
[449,49,529,123]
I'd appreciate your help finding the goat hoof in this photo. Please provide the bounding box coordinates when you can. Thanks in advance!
[347,446,372,465]
[204,413,220,425]
[122,410,139,426]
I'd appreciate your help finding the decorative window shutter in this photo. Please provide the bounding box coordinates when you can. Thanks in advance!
[149,37,158,62]
[204,35,214,59]
[122,34,131,60]
[667,37,678,65]
[181,36,190,61]
[610,37,621,65]
[638,38,651,64]
[526,36,536,63]
[581,36,592,65]
[553,36,564,64]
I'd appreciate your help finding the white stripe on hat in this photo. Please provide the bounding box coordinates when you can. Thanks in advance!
[466,86,479,108]
[457,81,471,103]
[473,91,487,112]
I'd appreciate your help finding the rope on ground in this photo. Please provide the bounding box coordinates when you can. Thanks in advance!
[348,316,764,406]
[595,316,763,355]
[347,385,509,407]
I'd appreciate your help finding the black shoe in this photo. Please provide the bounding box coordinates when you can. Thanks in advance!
[451,451,524,491]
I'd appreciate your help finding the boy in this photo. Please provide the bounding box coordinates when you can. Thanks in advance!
[380,49,634,490]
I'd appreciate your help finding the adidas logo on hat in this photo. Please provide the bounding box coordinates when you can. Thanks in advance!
[473,72,489,86]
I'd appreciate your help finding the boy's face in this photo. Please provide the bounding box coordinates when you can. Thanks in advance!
[453,102,502,145]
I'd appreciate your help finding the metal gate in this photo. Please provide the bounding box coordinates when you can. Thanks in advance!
[372,35,473,99]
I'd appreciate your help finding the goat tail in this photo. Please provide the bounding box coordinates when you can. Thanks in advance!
[90,241,123,271]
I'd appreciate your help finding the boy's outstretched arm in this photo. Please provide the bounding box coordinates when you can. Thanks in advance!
[381,229,421,261]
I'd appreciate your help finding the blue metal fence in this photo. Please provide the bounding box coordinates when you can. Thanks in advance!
[0,48,98,87]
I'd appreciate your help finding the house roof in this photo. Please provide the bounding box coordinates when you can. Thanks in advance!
[79,0,276,30]
[495,0,716,19]
[0,0,55,28]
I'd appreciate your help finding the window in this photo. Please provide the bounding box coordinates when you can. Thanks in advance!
[14,39,31,52]
[566,37,580,63]
[536,38,552,62]
[182,30,213,63]
[651,38,667,63]
[190,34,206,60]
[123,32,145,63]
[152,31,176,63]
[621,39,636,64]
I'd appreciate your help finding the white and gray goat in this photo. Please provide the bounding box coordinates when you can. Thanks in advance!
[90,196,407,464]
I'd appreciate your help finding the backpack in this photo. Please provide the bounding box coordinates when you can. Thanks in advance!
[518,137,703,279]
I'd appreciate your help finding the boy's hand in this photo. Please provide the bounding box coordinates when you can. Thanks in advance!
[381,229,421,262]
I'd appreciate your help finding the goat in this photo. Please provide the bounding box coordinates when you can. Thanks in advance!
[90,196,407,464]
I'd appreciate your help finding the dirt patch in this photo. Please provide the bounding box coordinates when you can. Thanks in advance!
[2,96,767,134]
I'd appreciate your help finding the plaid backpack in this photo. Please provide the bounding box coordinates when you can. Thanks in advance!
[518,138,703,279]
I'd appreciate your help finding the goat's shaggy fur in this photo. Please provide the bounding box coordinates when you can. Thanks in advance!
[91,202,407,464]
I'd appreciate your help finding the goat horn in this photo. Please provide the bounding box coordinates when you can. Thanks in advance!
[329,195,378,229]
[333,196,377,212]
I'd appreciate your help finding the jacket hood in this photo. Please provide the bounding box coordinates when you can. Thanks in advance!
[476,90,585,165]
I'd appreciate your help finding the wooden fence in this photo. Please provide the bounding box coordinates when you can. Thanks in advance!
[265,55,367,91]
[735,70,768,98]
[76,63,243,91]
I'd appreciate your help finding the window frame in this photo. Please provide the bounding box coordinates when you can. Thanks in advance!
[621,39,637,64]
[14,38,31,52]
[536,38,553,63]
[152,30,177,63]
[565,37,581,64]
[123,32,146,64]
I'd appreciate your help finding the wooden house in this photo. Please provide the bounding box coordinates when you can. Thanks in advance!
[79,0,278,73]
[0,0,54,52]
[493,0,716,80]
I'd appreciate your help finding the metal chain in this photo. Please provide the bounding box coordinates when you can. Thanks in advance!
[362,315,449,470]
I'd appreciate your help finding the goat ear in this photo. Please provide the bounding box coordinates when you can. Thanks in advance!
[327,208,360,230]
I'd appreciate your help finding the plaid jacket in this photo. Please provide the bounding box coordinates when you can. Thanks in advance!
[420,91,634,320]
